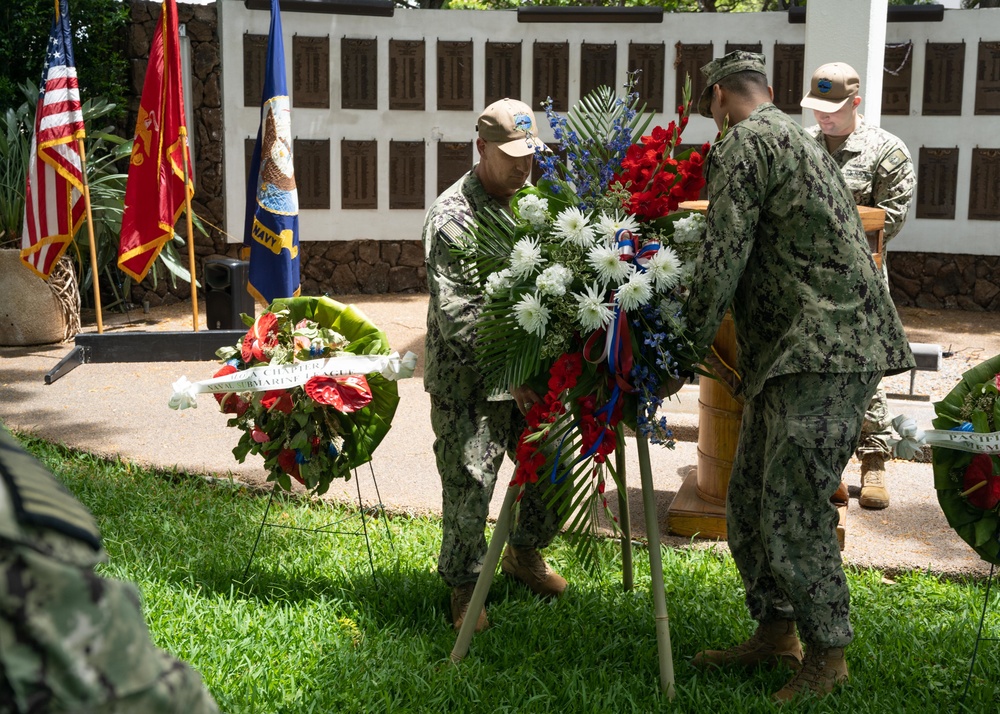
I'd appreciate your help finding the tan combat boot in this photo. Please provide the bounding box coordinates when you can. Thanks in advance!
[691,620,803,670]
[450,583,488,632]
[860,454,889,510]
[500,546,567,598]
[773,646,848,702]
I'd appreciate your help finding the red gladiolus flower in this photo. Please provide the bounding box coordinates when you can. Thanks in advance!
[304,374,372,412]
[241,312,280,363]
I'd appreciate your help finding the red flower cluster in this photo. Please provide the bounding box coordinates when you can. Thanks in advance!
[614,111,709,221]
[213,364,250,418]
[577,394,621,464]
[304,374,372,413]
[242,312,280,363]
[963,454,1000,511]
[513,353,585,488]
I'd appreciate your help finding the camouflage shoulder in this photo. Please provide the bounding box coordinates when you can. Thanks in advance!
[0,428,101,550]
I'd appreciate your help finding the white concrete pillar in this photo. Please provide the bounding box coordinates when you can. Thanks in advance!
[802,0,888,126]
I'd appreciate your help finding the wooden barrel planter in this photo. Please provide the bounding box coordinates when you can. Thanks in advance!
[696,312,741,507]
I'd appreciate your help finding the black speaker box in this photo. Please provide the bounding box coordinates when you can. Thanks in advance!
[204,258,256,330]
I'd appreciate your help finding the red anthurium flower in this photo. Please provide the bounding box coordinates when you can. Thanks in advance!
[241,312,280,363]
[213,365,239,407]
[963,455,1000,510]
[219,393,250,418]
[261,389,294,415]
[251,426,270,443]
[277,448,303,483]
[304,374,373,413]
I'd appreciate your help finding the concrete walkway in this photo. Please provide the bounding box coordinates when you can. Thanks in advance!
[0,294,995,578]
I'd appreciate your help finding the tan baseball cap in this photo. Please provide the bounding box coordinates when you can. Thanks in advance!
[800,62,860,112]
[698,51,768,117]
[476,98,548,157]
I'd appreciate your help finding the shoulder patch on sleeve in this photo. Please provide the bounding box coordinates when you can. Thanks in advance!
[878,148,908,175]
[439,219,467,246]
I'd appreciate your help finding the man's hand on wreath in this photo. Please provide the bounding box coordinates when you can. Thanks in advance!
[511,384,543,415]
[704,350,744,406]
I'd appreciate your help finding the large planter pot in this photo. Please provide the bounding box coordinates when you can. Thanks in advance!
[0,248,77,346]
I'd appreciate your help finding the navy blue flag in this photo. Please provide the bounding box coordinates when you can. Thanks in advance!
[243,0,299,305]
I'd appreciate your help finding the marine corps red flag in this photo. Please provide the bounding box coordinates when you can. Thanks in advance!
[20,0,86,279]
[118,0,193,282]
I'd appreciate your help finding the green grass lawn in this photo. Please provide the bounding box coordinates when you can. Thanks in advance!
[16,434,1000,713]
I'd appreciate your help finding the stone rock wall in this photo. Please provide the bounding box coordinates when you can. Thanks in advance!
[890,253,1000,311]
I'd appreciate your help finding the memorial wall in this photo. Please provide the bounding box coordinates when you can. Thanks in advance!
[135,2,1000,308]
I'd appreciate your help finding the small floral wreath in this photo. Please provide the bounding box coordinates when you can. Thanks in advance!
[932,354,1000,565]
[213,296,402,495]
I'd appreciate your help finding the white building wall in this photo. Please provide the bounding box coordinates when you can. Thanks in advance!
[218,2,1000,256]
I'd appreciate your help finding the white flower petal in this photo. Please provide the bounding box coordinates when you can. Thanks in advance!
[573,282,615,333]
[513,291,550,337]
[615,270,653,312]
[509,236,546,278]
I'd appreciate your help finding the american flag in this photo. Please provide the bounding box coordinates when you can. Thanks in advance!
[20,0,86,279]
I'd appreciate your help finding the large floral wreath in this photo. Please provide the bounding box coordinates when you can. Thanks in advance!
[170,296,416,495]
[930,354,1000,564]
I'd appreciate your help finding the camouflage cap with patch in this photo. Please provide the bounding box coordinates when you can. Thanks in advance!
[697,51,767,118]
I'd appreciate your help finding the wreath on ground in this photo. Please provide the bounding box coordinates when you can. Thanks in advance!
[932,353,1000,565]
[170,296,416,496]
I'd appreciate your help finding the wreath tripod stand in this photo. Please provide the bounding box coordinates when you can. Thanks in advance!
[241,461,394,584]
[448,431,676,699]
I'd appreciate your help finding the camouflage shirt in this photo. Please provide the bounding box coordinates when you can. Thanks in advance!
[423,170,511,400]
[805,118,915,242]
[684,103,915,399]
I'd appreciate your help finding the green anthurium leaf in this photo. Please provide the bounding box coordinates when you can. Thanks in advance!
[971,409,991,434]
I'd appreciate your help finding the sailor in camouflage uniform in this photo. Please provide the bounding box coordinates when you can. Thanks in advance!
[0,425,218,714]
[677,52,914,702]
[423,99,567,633]
[802,62,917,511]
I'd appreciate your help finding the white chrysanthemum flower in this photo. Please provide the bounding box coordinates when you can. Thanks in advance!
[596,211,642,242]
[615,270,654,312]
[517,194,550,229]
[535,264,574,297]
[673,213,707,243]
[644,245,682,291]
[509,236,545,278]
[485,268,513,297]
[587,243,633,286]
[574,282,615,333]
[553,206,596,247]
[513,291,550,337]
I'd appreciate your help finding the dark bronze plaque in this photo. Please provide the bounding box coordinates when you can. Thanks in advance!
[773,43,804,114]
[675,43,713,112]
[293,36,329,109]
[341,139,377,210]
[725,42,762,54]
[628,43,665,113]
[294,139,330,210]
[342,38,377,110]
[437,41,473,112]
[975,41,1000,115]
[923,42,965,116]
[916,147,958,220]
[484,42,521,107]
[243,34,268,107]
[437,141,472,195]
[882,42,912,116]
[389,40,426,111]
[969,148,1000,220]
[245,137,256,187]
[581,43,617,99]
[389,141,425,210]
[533,42,569,112]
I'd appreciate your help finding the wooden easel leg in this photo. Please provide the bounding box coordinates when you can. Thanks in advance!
[637,434,676,699]
[450,482,519,663]
[616,424,633,592]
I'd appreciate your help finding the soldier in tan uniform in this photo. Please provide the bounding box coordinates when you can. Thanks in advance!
[677,52,914,702]
[801,62,917,510]
[0,425,219,713]
[423,99,567,633]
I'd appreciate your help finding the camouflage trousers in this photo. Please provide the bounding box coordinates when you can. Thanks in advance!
[856,383,892,459]
[727,370,881,649]
[430,394,563,587]
[0,541,219,714]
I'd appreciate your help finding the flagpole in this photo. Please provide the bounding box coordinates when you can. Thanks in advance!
[180,127,198,332]
[77,135,103,334]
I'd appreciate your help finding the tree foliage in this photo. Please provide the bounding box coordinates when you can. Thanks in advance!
[0,0,129,122]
